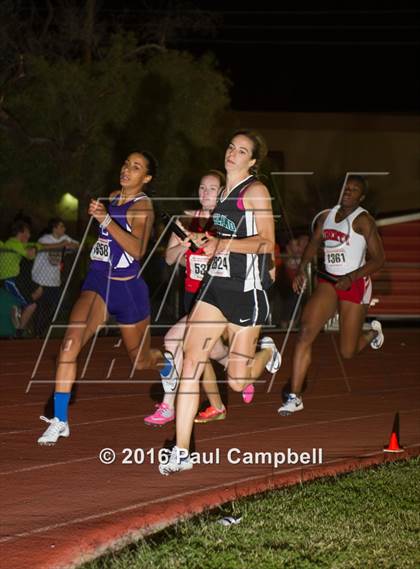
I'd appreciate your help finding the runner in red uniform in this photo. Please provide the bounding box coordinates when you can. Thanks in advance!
[144,170,229,426]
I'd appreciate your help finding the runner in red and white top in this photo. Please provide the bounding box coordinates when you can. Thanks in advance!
[183,210,215,311]
[278,175,386,416]
[144,170,229,427]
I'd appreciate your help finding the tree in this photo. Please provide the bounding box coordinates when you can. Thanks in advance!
[0,2,230,232]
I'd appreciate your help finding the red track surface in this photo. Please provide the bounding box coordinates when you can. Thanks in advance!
[1,330,419,569]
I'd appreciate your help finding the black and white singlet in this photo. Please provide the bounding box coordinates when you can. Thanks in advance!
[207,175,271,292]
[197,175,272,326]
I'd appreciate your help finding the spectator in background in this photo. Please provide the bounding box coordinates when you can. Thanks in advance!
[0,235,19,337]
[0,220,74,336]
[285,235,309,280]
[277,234,309,328]
[0,220,41,334]
[0,286,19,338]
[32,218,79,337]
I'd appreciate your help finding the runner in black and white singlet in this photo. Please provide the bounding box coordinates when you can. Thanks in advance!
[202,173,272,324]
[159,130,281,475]
[278,175,386,416]
[37,152,177,445]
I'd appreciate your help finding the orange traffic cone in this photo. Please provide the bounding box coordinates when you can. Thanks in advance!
[383,412,404,453]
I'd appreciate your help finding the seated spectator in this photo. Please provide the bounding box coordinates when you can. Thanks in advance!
[32,218,78,336]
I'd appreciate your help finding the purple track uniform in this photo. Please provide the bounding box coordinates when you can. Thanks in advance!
[82,194,150,324]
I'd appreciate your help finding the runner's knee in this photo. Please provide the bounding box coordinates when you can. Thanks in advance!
[298,322,317,344]
[182,354,206,380]
[61,337,80,354]
[227,376,244,392]
[58,336,81,361]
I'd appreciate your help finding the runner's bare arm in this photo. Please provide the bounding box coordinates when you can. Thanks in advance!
[165,230,189,267]
[346,213,385,281]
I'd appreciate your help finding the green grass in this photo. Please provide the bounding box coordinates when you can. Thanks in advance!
[83,457,420,569]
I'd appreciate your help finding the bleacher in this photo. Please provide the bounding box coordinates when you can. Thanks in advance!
[370,214,420,319]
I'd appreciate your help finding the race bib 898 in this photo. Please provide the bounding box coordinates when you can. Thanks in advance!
[90,238,110,263]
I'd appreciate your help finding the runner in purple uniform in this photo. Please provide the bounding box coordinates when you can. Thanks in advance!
[37,152,177,445]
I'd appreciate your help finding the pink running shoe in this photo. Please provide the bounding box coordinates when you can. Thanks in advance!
[242,384,255,404]
[144,403,175,427]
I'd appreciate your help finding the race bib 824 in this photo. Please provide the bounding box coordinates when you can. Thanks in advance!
[208,253,231,278]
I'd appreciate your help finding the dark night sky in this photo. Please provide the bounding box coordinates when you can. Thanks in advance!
[106,3,420,113]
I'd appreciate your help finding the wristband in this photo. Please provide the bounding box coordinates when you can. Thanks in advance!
[100,214,112,229]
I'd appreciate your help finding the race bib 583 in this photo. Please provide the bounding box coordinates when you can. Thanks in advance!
[189,254,208,281]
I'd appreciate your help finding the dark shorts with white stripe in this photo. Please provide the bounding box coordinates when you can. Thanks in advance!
[196,276,270,327]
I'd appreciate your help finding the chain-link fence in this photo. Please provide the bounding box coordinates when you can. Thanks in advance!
[0,246,78,338]
[0,243,311,339]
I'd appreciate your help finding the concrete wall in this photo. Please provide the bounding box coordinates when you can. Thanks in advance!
[228,111,420,226]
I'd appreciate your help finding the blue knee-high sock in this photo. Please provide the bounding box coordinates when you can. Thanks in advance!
[54,392,71,422]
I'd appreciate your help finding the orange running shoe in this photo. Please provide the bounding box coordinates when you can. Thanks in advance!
[194,405,226,424]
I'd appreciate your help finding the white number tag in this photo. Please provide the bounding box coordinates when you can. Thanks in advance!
[208,253,231,278]
[326,249,346,267]
[90,238,110,262]
[190,254,208,281]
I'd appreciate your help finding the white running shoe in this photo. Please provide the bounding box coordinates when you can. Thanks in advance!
[160,351,179,393]
[278,393,303,416]
[37,416,70,446]
[370,320,384,350]
[260,336,282,373]
[159,446,193,476]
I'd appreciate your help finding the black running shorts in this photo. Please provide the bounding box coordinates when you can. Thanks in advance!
[196,276,270,327]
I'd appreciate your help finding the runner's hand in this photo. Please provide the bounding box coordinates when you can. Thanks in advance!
[173,233,193,248]
[202,233,222,256]
[88,199,107,224]
[335,275,352,291]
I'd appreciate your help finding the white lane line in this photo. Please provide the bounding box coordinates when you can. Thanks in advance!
[197,407,420,445]
[0,392,145,409]
[1,408,419,476]
[1,367,418,397]
[1,384,419,437]
[1,443,418,545]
